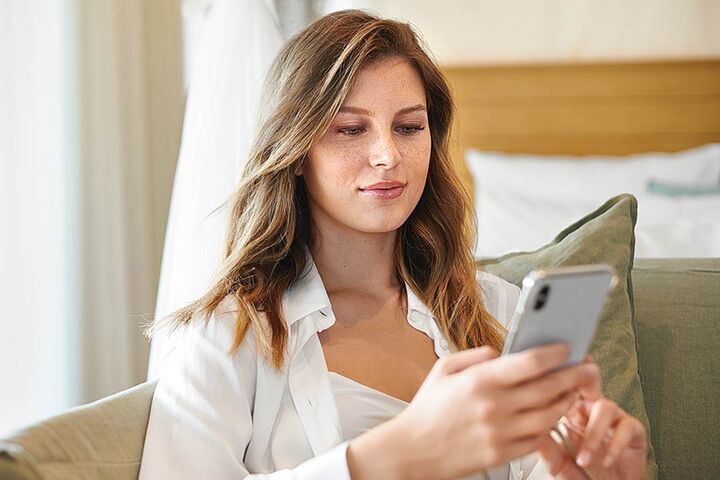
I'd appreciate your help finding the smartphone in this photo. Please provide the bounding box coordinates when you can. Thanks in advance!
[501,264,619,368]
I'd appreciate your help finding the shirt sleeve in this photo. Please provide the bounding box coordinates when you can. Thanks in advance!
[476,270,521,328]
[476,274,561,480]
[138,308,352,480]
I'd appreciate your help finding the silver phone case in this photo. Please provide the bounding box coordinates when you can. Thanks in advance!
[501,264,619,367]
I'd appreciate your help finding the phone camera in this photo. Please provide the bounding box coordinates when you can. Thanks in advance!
[534,285,550,310]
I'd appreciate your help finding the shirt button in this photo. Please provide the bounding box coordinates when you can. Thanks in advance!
[440,339,449,350]
[410,312,421,324]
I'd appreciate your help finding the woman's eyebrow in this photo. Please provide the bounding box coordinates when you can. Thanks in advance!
[337,104,427,116]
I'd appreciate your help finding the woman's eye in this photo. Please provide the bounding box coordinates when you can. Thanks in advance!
[337,127,365,136]
[398,125,425,135]
[336,125,426,137]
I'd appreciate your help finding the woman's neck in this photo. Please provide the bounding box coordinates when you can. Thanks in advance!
[307,231,401,297]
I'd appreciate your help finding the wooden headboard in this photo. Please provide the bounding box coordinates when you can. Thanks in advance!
[441,59,720,198]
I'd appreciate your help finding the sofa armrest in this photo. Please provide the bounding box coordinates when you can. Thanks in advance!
[632,258,720,480]
[0,443,43,480]
[0,381,157,480]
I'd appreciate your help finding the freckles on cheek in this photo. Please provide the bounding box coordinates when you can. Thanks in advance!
[401,143,431,173]
[322,146,364,190]
[337,165,359,192]
[418,134,433,156]
[312,161,355,199]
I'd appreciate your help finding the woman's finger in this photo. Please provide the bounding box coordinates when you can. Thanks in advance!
[506,362,599,412]
[600,415,647,468]
[557,413,615,467]
[479,342,571,386]
[575,398,623,467]
[562,399,591,433]
[573,362,604,403]
[535,431,586,480]
[504,389,579,440]
[434,345,498,376]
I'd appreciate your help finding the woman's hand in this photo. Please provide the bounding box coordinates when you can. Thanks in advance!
[536,357,648,479]
[347,343,601,480]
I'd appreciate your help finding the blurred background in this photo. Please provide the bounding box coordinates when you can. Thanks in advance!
[1,0,718,437]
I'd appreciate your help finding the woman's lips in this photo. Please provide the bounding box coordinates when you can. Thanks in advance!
[358,186,404,199]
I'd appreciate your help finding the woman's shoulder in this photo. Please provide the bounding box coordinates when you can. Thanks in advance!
[173,293,259,365]
[475,270,521,327]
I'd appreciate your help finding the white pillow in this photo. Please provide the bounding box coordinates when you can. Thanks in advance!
[465,143,720,259]
[633,194,720,257]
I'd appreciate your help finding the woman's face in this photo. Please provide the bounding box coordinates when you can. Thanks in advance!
[300,56,431,238]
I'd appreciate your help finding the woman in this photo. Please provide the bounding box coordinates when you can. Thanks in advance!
[140,9,647,480]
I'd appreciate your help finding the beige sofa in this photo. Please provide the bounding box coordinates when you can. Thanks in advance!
[1,258,718,480]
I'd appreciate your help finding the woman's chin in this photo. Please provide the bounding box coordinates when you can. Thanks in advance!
[349,216,409,234]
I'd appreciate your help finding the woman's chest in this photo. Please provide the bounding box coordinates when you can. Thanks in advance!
[317,298,439,404]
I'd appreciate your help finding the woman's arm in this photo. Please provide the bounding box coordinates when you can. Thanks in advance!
[138,313,353,480]
[345,409,424,480]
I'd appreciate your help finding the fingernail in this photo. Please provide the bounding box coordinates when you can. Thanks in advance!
[576,449,592,467]
[603,455,614,468]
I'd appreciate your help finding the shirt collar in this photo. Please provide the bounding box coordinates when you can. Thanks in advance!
[281,245,435,331]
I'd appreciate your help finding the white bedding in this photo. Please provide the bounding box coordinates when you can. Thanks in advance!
[465,144,720,259]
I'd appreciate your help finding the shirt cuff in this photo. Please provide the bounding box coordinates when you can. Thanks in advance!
[293,440,352,480]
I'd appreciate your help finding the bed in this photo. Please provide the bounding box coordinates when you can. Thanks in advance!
[441,59,720,258]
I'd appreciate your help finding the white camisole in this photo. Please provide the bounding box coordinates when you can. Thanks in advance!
[328,371,515,480]
[328,371,408,439]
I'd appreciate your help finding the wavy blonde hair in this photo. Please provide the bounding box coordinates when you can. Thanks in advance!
[147,9,506,371]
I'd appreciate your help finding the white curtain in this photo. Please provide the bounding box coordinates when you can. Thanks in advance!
[0,0,75,437]
[0,0,184,436]
[147,0,285,379]
[72,0,184,403]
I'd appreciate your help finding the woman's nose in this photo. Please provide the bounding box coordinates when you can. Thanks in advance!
[368,130,401,168]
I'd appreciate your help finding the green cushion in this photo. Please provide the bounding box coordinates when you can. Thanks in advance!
[476,193,658,480]
[0,381,157,480]
[632,258,720,480]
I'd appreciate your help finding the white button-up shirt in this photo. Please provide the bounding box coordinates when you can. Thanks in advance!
[139,247,552,479]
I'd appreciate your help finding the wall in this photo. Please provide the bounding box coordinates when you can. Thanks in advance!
[325,0,720,65]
